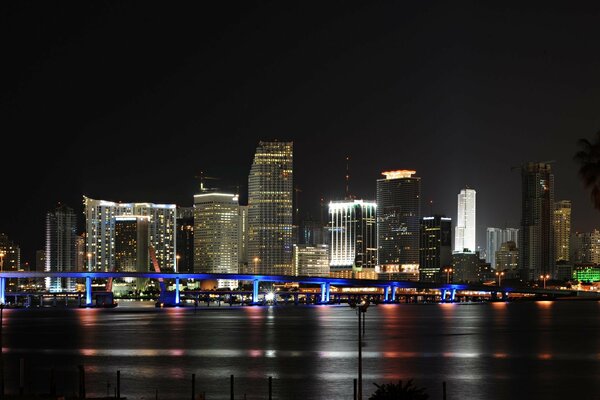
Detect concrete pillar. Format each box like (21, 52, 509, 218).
(384, 286, 390, 302)
(441, 289, 447, 302)
(391, 286, 396, 302)
(85, 276, 92, 307)
(320, 283, 326, 303)
(325, 282, 331, 303)
(450, 289, 456, 302)
(175, 277, 180, 305)
(252, 280, 259, 304)
(0, 277, 5, 304)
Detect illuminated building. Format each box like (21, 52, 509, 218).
(486, 227, 519, 267)
(238, 205, 248, 273)
(376, 170, 420, 280)
(194, 193, 239, 288)
(455, 188, 476, 252)
(329, 200, 377, 278)
(554, 200, 571, 261)
(84, 196, 176, 272)
(519, 163, 555, 278)
(573, 265, 600, 282)
(293, 244, 329, 277)
(300, 218, 326, 246)
(45, 204, 77, 292)
(571, 230, 600, 264)
(452, 251, 479, 282)
(0, 233, 21, 272)
(247, 141, 294, 275)
(495, 241, 519, 271)
(176, 207, 194, 274)
(75, 234, 85, 271)
(114, 217, 150, 273)
(419, 216, 452, 282)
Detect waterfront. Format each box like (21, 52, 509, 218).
(1, 301, 600, 399)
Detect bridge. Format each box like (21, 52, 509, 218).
(0, 271, 596, 307)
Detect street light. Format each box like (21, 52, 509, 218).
(176, 255, 181, 272)
(253, 257, 260, 274)
(350, 297, 370, 400)
(540, 274, 550, 289)
(443, 268, 453, 284)
(86, 252, 92, 271)
(496, 271, 505, 286)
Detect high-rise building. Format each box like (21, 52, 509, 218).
(45, 204, 77, 292)
(376, 170, 421, 279)
(247, 141, 294, 275)
(293, 244, 329, 277)
(35, 250, 46, 272)
(554, 200, 571, 262)
(194, 193, 239, 288)
(176, 207, 194, 274)
(114, 216, 150, 273)
(571, 230, 600, 264)
(486, 227, 519, 267)
(329, 200, 377, 278)
(519, 163, 555, 278)
(496, 241, 519, 271)
(452, 251, 480, 282)
(84, 197, 176, 272)
(455, 188, 476, 253)
(238, 205, 249, 273)
(419, 216, 452, 282)
(75, 234, 86, 271)
(0, 233, 21, 272)
(300, 218, 326, 246)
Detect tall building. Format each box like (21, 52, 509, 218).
(419, 216, 452, 282)
(114, 216, 150, 273)
(84, 197, 176, 272)
(293, 244, 329, 277)
(452, 251, 480, 282)
(0, 233, 21, 272)
(329, 200, 377, 277)
(194, 193, 239, 288)
(496, 241, 519, 271)
(35, 250, 46, 272)
(455, 188, 476, 252)
(300, 217, 326, 246)
(519, 163, 555, 278)
(247, 141, 294, 275)
(176, 207, 194, 274)
(238, 205, 248, 273)
(554, 200, 571, 262)
(376, 170, 421, 278)
(486, 227, 519, 267)
(571, 230, 600, 264)
(45, 204, 77, 292)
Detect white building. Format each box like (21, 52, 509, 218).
(194, 193, 239, 288)
(293, 244, 329, 277)
(486, 227, 519, 267)
(84, 196, 176, 272)
(454, 188, 476, 253)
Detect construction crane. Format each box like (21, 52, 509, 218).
(510, 160, 556, 172)
(195, 171, 219, 192)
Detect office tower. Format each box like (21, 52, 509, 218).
(45, 204, 77, 292)
(176, 207, 194, 274)
(376, 170, 421, 279)
(455, 188, 476, 252)
(496, 241, 519, 271)
(293, 244, 330, 277)
(84, 197, 176, 272)
(554, 200, 571, 261)
(519, 162, 555, 278)
(300, 218, 325, 246)
(419, 216, 452, 282)
(35, 250, 45, 272)
(75, 234, 85, 271)
(452, 252, 480, 282)
(194, 193, 239, 288)
(114, 216, 150, 273)
(247, 141, 294, 275)
(486, 227, 520, 267)
(238, 205, 248, 273)
(571, 230, 600, 264)
(329, 200, 377, 278)
(0, 233, 21, 272)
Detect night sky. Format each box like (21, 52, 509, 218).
(2, 2, 600, 263)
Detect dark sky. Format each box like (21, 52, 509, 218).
(2, 2, 600, 263)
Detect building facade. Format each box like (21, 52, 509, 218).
(571, 230, 600, 264)
(455, 188, 476, 253)
(419, 216, 452, 282)
(495, 241, 519, 271)
(176, 207, 194, 274)
(519, 163, 555, 278)
(247, 141, 294, 275)
(84, 197, 176, 272)
(45, 204, 78, 292)
(376, 170, 421, 278)
(293, 244, 329, 277)
(554, 200, 571, 262)
(114, 216, 150, 273)
(194, 193, 239, 288)
(486, 227, 519, 267)
(0, 233, 21, 272)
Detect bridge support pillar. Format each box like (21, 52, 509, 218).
(491, 291, 498, 301)
(85, 276, 92, 307)
(0, 277, 5, 305)
(504, 292, 509, 301)
(252, 280, 259, 304)
(441, 289, 447, 302)
(384, 286, 390, 302)
(391, 286, 396, 302)
(325, 282, 330, 303)
(175, 277, 180, 306)
(450, 289, 456, 302)
(320, 283, 326, 303)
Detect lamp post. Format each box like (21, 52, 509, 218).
(496, 271, 505, 286)
(540, 274, 550, 289)
(176, 255, 181, 272)
(350, 297, 370, 400)
(253, 257, 260, 274)
(86, 252, 92, 271)
(443, 268, 453, 284)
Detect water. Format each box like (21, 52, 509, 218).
(2, 300, 600, 399)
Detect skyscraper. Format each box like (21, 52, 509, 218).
(194, 193, 239, 288)
(45, 204, 77, 292)
(554, 200, 571, 262)
(114, 216, 150, 273)
(84, 197, 176, 272)
(486, 227, 519, 267)
(247, 141, 293, 276)
(571, 230, 600, 264)
(329, 200, 377, 277)
(238, 205, 248, 273)
(419, 216, 452, 282)
(455, 188, 476, 253)
(0, 233, 21, 272)
(293, 244, 329, 277)
(176, 207, 194, 274)
(376, 170, 421, 278)
(496, 241, 519, 271)
(520, 162, 555, 278)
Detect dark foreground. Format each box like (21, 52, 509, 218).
(1, 300, 599, 399)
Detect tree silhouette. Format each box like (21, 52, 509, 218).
(575, 130, 600, 211)
(369, 380, 429, 400)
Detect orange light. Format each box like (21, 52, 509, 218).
(381, 170, 416, 179)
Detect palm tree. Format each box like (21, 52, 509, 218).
(369, 380, 429, 400)
(575, 130, 600, 210)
